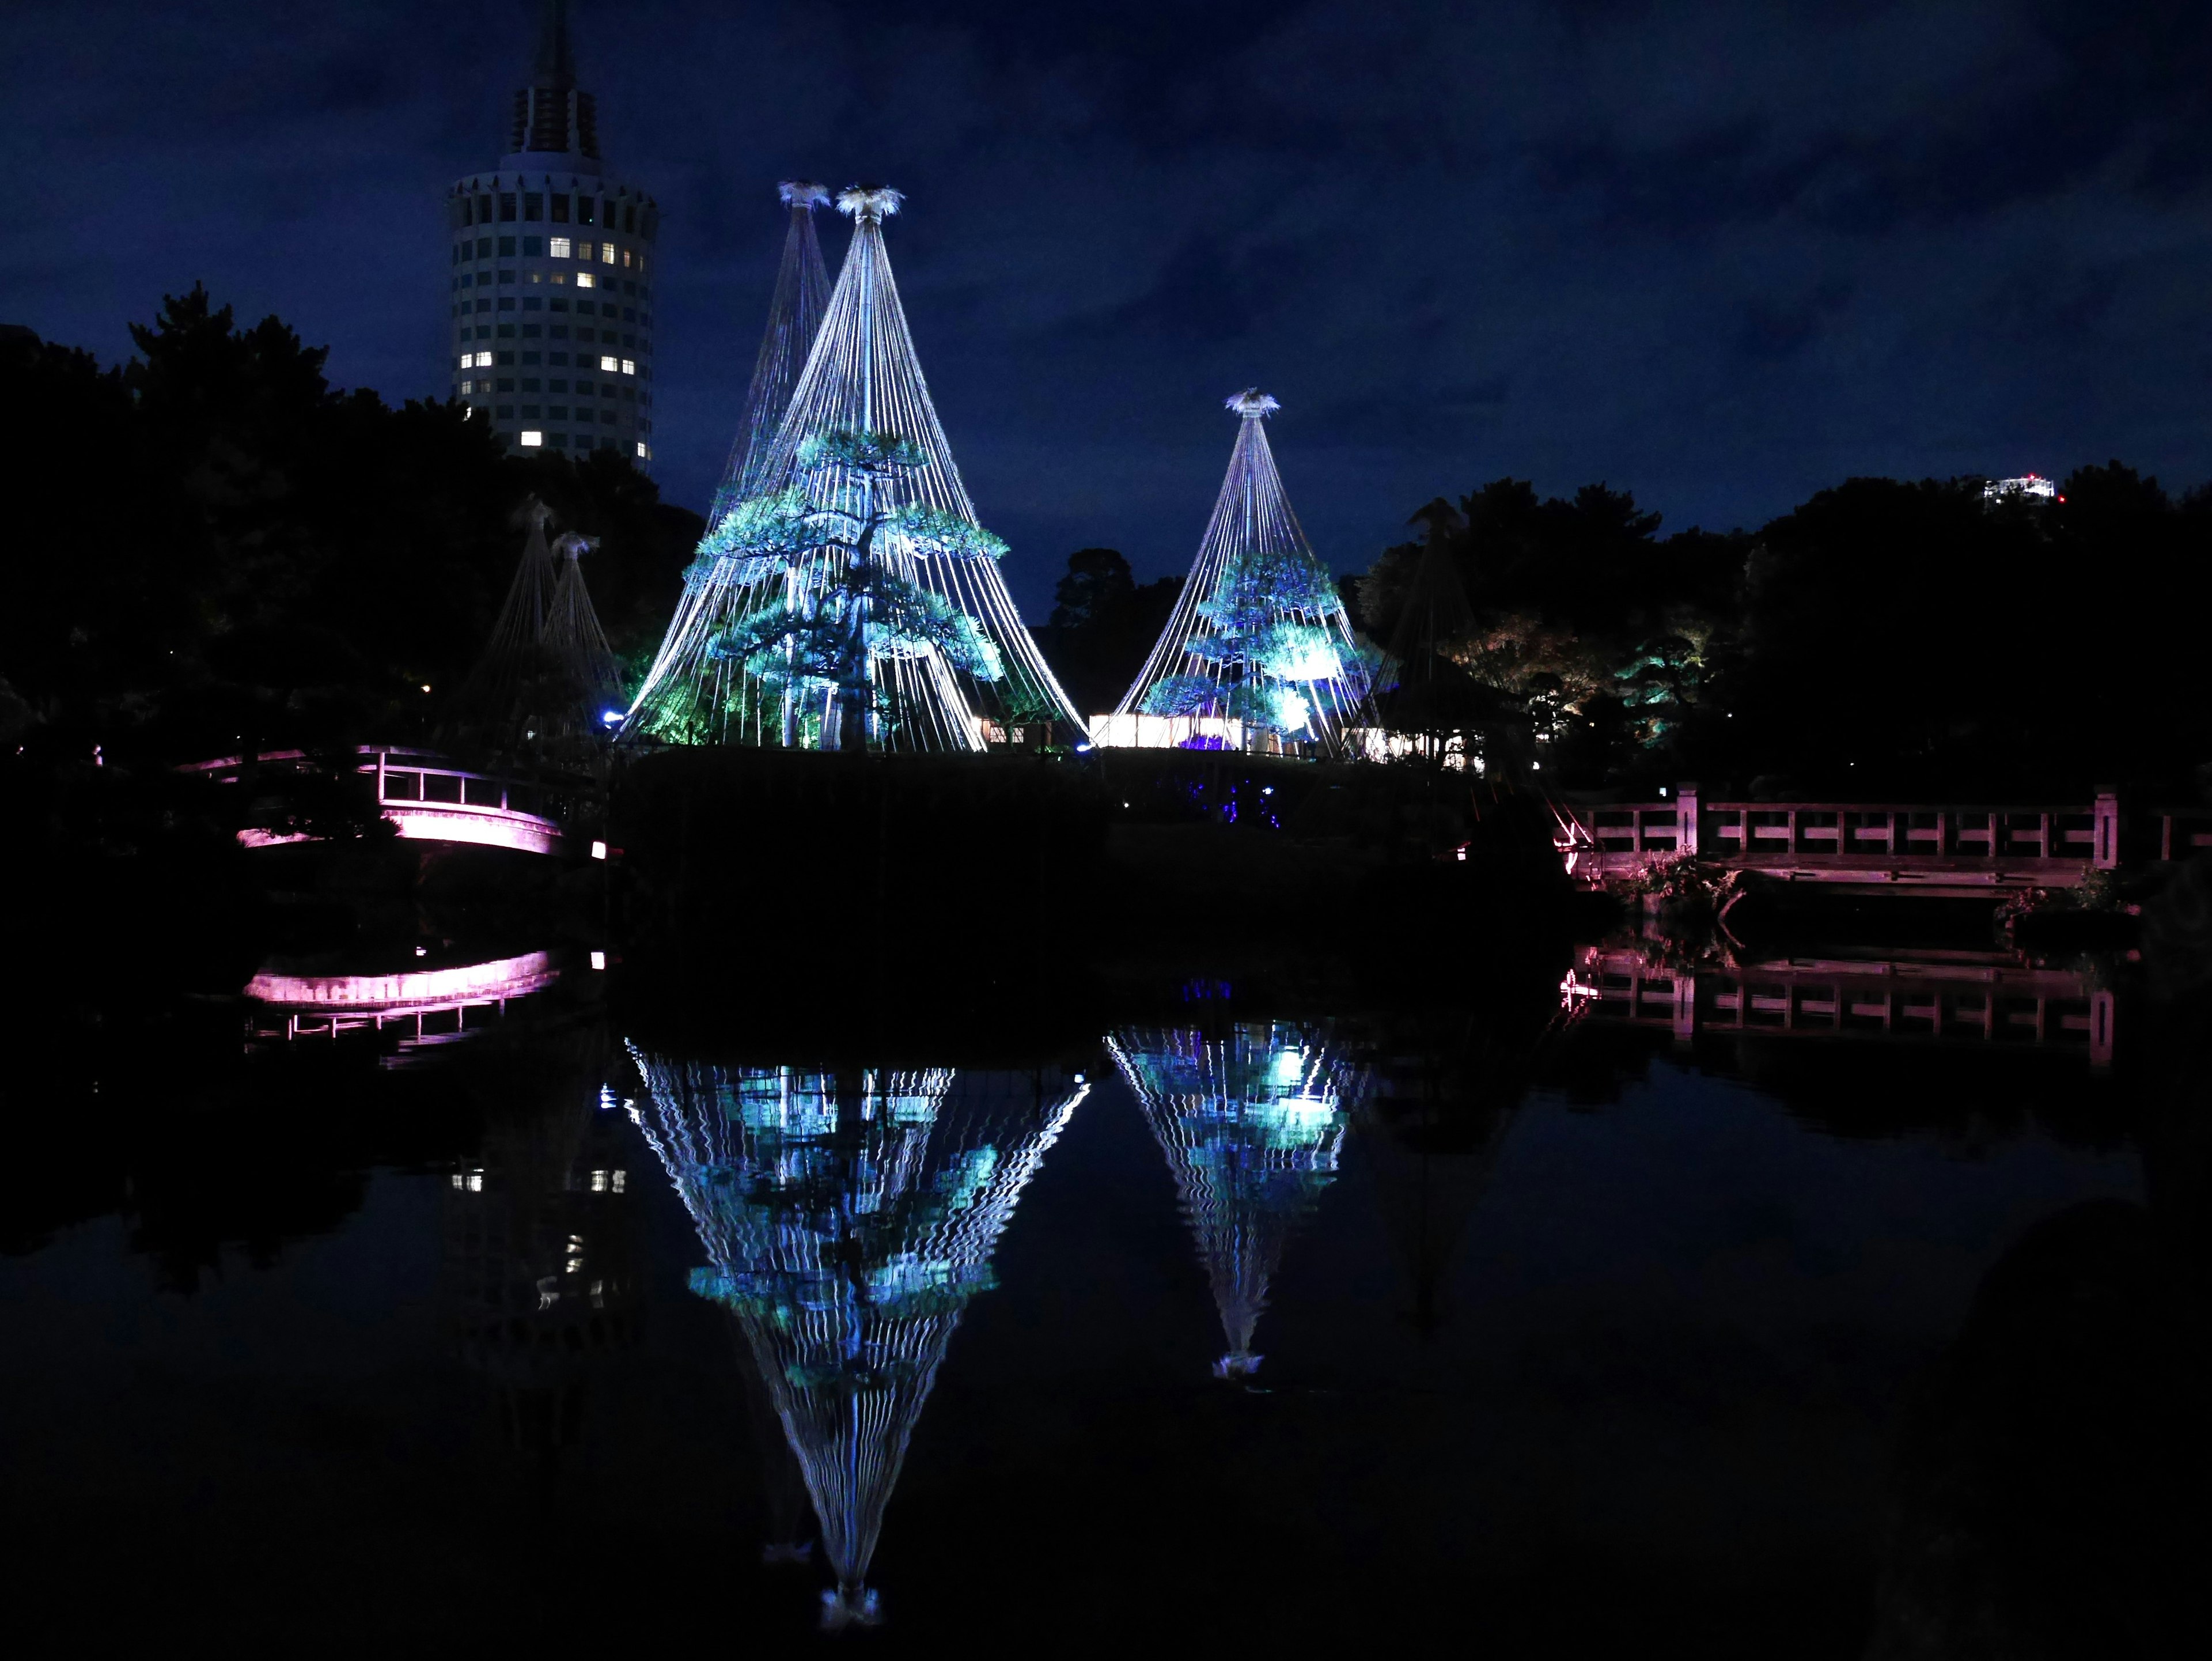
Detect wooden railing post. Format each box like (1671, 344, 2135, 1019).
(1677, 784, 1699, 857)
(2093, 792, 2119, 869)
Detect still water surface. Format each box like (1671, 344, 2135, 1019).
(0, 950, 2165, 1654)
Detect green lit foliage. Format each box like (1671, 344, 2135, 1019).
(1140, 540, 1374, 733)
(668, 426, 1009, 748)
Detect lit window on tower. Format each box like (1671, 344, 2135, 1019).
(520, 430, 543, 447)
(577, 273, 595, 289)
(549, 236, 571, 259)
(620, 358, 635, 375)
(601, 243, 617, 265)
(600, 354, 619, 371)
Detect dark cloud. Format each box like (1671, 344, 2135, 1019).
(4, 0, 2211, 613)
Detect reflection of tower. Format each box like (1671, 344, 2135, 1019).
(443, 1076, 640, 1459)
(1108, 1024, 1363, 1378)
(629, 1054, 1085, 1625)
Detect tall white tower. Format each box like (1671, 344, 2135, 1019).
(445, 1, 660, 468)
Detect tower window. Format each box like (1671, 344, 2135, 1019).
(551, 194, 570, 224)
(476, 237, 491, 258)
(549, 236, 571, 259)
(524, 192, 542, 221)
(551, 433, 569, 447)
(499, 192, 517, 221)
(473, 351, 493, 368)
(476, 194, 492, 222)
(456, 197, 471, 228)
(521, 235, 542, 256)
(577, 198, 594, 226)
(548, 404, 568, 418)
(497, 298, 515, 312)
(601, 244, 616, 265)
(577, 273, 595, 289)
(520, 430, 543, 446)
(496, 378, 514, 393)
(522, 297, 542, 312)
(620, 358, 636, 376)
(576, 240, 594, 261)
(497, 236, 515, 258)
(548, 379, 568, 394)
(550, 299, 569, 314)
(600, 355, 619, 372)
(474, 299, 490, 313)
(623, 203, 636, 232)
(550, 350, 569, 365)
(520, 404, 540, 418)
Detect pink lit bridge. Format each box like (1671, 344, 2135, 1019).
(185, 747, 591, 860)
(1551, 788, 2210, 896)
(244, 949, 574, 1062)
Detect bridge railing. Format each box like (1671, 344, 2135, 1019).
(1555, 789, 2137, 883)
(185, 746, 579, 857)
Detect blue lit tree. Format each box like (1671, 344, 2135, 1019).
(1113, 392, 1377, 754)
(627, 1051, 1088, 1626)
(626, 187, 1080, 749)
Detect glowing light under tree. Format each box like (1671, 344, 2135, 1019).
(1107, 392, 1378, 756)
(627, 1051, 1087, 1626)
(1107, 1024, 1363, 1378)
(625, 186, 1080, 750)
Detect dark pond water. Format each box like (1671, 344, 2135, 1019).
(3, 940, 2201, 1656)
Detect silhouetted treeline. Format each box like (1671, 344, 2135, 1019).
(1351, 470, 2212, 797)
(0, 287, 701, 765)
(1031, 547, 1182, 716)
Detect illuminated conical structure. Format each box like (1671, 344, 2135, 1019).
(541, 531, 625, 730)
(713, 180, 834, 521)
(1108, 1023, 1362, 1377)
(1107, 392, 1376, 756)
(628, 1051, 1087, 1624)
(624, 186, 1080, 750)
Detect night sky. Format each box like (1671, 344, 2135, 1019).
(6, 1, 2210, 613)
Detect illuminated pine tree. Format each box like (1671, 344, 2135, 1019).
(626, 186, 1079, 749)
(628, 1051, 1087, 1626)
(712, 180, 832, 521)
(1107, 1023, 1363, 1378)
(1113, 392, 1377, 754)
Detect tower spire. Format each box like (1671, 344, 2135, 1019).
(532, 0, 577, 87)
(509, 0, 599, 161)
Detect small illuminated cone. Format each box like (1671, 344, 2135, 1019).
(1112, 392, 1376, 755)
(1108, 1023, 1363, 1379)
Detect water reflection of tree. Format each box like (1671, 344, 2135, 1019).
(1108, 1023, 1365, 1378)
(627, 1054, 1084, 1626)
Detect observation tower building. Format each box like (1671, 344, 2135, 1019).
(445, 1, 661, 467)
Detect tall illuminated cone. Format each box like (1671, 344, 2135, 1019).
(711, 180, 834, 521)
(1108, 1023, 1363, 1378)
(1111, 392, 1376, 755)
(628, 1051, 1087, 1626)
(626, 185, 1080, 750)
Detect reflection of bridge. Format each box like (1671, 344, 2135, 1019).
(185, 747, 582, 858)
(1552, 789, 2148, 895)
(1561, 945, 2115, 1066)
(244, 949, 566, 1060)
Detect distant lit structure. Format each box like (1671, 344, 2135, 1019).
(1099, 392, 1376, 757)
(446, 1, 660, 466)
(1107, 1024, 1363, 1378)
(1983, 473, 2058, 502)
(628, 1053, 1087, 1626)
